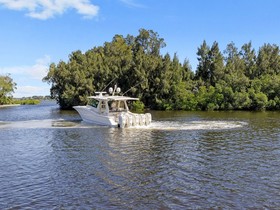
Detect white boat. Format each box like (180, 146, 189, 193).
(73, 88, 152, 128)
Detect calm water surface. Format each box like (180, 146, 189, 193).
(0, 101, 280, 209)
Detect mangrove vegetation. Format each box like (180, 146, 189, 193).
(43, 29, 280, 111)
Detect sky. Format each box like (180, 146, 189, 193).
(1, 0, 280, 97)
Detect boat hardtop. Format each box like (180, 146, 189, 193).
(89, 92, 139, 101)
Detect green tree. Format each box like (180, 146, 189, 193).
(196, 40, 211, 83)
(208, 41, 224, 86)
(257, 43, 280, 76)
(182, 59, 194, 81)
(223, 43, 249, 92)
(248, 87, 268, 110)
(103, 34, 134, 92)
(233, 91, 251, 110)
(134, 28, 166, 56)
(240, 42, 257, 79)
(44, 29, 167, 109)
(43, 29, 280, 111)
(0, 74, 17, 105)
(196, 85, 220, 110)
(260, 74, 280, 101)
(169, 81, 197, 111)
(196, 41, 224, 86)
(126, 29, 166, 107)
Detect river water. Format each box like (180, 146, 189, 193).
(0, 101, 279, 209)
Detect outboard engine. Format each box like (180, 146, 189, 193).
(134, 114, 140, 126)
(139, 114, 145, 126)
(118, 113, 127, 128)
(119, 112, 152, 128)
(145, 113, 152, 125)
(127, 114, 133, 127)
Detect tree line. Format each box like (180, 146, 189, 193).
(43, 29, 280, 111)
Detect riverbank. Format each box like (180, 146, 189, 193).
(0, 104, 20, 108)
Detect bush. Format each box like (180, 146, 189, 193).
(131, 100, 145, 112)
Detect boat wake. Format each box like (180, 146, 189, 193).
(0, 119, 246, 130)
(140, 120, 246, 130)
(0, 119, 94, 129)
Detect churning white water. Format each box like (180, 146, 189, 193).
(0, 119, 246, 130)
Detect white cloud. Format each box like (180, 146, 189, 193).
(0, 55, 51, 80)
(0, 0, 99, 20)
(120, 0, 145, 8)
(0, 55, 51, 97)
(14, 85, 50, 98)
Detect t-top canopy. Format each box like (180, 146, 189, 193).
(88, 95, 139, 101)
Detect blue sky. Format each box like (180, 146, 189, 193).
(1, 0, 280, 97)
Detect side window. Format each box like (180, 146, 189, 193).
(109, 101, 117, 111)
(119, 101, 125, 110)
(89, 99, 98, 108)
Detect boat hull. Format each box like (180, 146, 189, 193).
(73, 106, 118, 127)
(73, 106, 152, 128)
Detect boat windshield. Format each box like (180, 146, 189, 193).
(88, 98, 99, 108)
(109, 100, 126, 111)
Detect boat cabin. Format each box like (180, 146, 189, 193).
(87, 92, 138, 115)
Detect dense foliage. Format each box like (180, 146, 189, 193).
(0, 74, 16, 105)
(44, 29, 280, 111)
